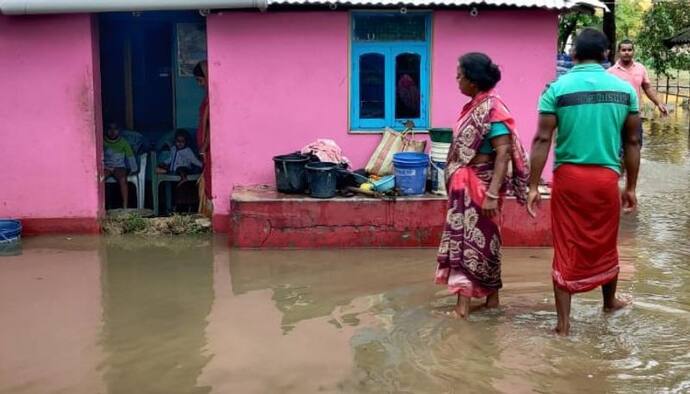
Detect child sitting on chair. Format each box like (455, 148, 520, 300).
(156, 129, 203, 185)
(104, 123, 138, 209)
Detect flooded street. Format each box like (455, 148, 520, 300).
(1, 119, 688, 394)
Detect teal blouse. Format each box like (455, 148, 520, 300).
(478, 122, 510, 154)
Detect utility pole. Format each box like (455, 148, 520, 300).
(603, 0, 616, 63)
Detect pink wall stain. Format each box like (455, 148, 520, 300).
(0, 14, 101, 219)
(207, 10, 557, 218)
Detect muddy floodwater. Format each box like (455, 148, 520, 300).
(1, 119, 688, 394)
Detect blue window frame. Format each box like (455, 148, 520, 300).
(350, 12, 431, 132)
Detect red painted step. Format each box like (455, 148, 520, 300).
(229, 186, 552, 249)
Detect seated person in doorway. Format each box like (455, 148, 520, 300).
(104, 123, 138, 209)
(156, 129, 203, 186)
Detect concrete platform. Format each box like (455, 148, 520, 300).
(229, 186, 552, 248)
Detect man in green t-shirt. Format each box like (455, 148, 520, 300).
(527, 29, 641, 336)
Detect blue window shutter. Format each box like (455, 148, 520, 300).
(351, 45, 388, 130)
(385, 48, 395, 128)
(391, 45, 428, 130)
(351, 12, 431, 132)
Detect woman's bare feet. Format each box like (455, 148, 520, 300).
(454, 295, 471, 319)
(432, 295, 488, 320)
(485, 291, 500, 309)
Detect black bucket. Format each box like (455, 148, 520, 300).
(305, 162, 338, 199)
(335, 167, 368, 190)
(273, 153, 311, 194)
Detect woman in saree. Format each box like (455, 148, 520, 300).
(193, 61, 213, 217)
(435, 53, 529, 319)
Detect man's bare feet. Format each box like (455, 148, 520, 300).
(553, 284, 572, 337)
(554, 322, 570, 336)
(604, 297, 631, 313)
(602, 277, 629, 313)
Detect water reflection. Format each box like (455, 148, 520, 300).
(198, 245, 355, 393)
(642, 118, 689, 165)
(0, 237, 105, 394)
(100, 236, 213, 394)
(227, 249, 428, 332)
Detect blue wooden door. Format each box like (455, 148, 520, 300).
(131, 22, 174, 131)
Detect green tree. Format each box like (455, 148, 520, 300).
(616, 0, 645, 40)
(558, 11, 602, 53)
(638, 0, 690, 76)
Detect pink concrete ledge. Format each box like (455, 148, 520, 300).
(229, 186, 552, 249)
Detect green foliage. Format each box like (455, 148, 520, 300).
(120, 214, 147, 234)
(166, 214, 209, 235)
(102, 213, 211, 235)
(638, 1, 690, 75)
(558, 11, 602, 53)
(616, 0, 645, 40)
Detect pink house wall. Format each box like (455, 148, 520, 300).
(207, 10, 557, 228)
(0, 15, 102, 231)
(432, 10, 557, 133)
(206, 11, 356, 228)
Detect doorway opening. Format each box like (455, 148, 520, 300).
(99, 11, 208, 216)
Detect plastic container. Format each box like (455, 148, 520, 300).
(429, 128, 453, 143)
(305, 162, 338, 199)
(430, 141, 451, 162)
(334, 167, 350, 190)
(335, 168, 368, 189)
(429, 160, 447, 196)
(0, 219, 21, 244)
(393, 152, 429, 196)
(273, 153, 311, 194)
(371, 175, 395, 193)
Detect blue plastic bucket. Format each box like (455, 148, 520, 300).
(393, 152, 429, 196)
(0, 219, 21, 244)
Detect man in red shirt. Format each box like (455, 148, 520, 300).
(608, 39, 668, 144)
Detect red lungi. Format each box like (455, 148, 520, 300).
(551, 164, 621, 293)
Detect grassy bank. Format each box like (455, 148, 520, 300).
(102, 212, 211, 235)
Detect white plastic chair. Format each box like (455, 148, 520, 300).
(150, 151, 200, 215)
(105, 153, 147, 209)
